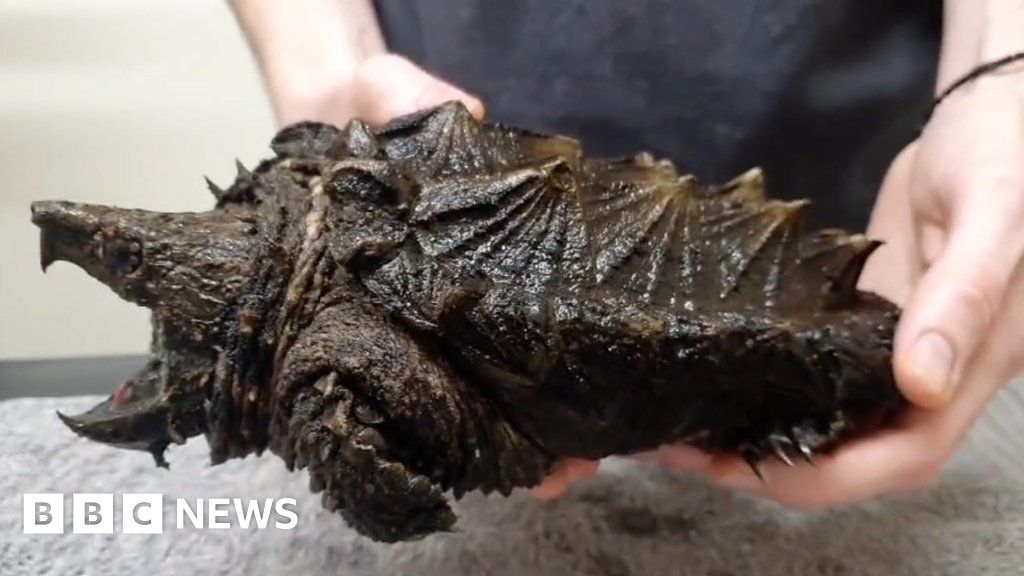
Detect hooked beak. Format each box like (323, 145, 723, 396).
(31, 200, 148, 303)
(57, 361, 175, 468)
(33, 201, 104, 270)
(33, 199, 247, 464)
(31, 199, 260, 324)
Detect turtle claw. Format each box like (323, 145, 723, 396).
(740, 447, 766, 481)
(768, 436, 794, 467)
(793, 438, 815, 465)
(736, 423, 828, 477)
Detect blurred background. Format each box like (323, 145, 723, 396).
(0, 0, 275, 361)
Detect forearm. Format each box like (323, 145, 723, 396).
(228, 0, 386, 124)
(939, 0, 1024, 91)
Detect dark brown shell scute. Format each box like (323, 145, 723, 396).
(34, 101, 903, 542)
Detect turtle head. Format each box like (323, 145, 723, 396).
(31, 200, 261, 465)
(31, 201, 260, 336)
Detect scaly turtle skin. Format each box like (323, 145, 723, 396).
(32, 102, 904, 542)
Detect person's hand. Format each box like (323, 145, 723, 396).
(654, 72, 1024, 505)
(276, 53, 484, 127)
(533, 73, 1024, 504)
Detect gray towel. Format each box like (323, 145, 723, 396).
(3, 387, 1024, 576)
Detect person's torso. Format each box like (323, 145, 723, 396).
(373, 0, 942, 227)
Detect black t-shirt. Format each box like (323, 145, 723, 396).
(373, 0, 942, 227)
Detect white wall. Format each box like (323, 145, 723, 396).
(0, 0, 276, 359)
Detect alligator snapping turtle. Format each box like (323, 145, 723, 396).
(31, 102, 903, 541)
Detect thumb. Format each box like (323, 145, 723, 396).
(895, 195, 1024, 408)
(351, 54, 485, 125)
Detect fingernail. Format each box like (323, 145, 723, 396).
(908, 331, 954, 400)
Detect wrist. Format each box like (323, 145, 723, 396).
(268, 58, 362, 126)
(975, 64, 1024, 103)
(982, 0, 1024, 61)
(982, 2, 1024, 96)
(230, 0, 385, 126)
(939, 0, 1024, 94)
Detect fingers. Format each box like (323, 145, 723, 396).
(532, 444, 710, 501)
(530, 458, 600, 501)
(895, 180, 1024, 408)
(534, 444, 711, 499)
(351, 54, 485, 126)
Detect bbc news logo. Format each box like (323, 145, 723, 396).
(23, 493, 299, 534)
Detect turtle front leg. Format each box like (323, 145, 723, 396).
(269, 273, 551, 541)
(279, 371, 454, 541)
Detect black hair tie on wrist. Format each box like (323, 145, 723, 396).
(924, 51, 1024, 125)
